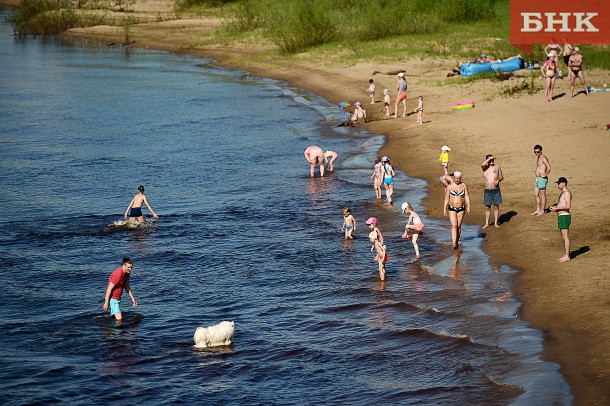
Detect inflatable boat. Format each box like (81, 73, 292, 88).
(460, 57, 523, 77)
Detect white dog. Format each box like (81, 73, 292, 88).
(193, 321, 235, 348)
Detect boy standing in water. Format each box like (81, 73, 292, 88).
(103, 257, 137, 323)
(124, 185, 159, 224)
(341, 207, 356, 239)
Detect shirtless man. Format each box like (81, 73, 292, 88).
(532, 145, 551, 216)
(549, 177, 572, 262)
(124, 185, 159, 224)
(304, 145, 325, 178)
(568, 47, 590, 97)
(481, 154, 504, 228)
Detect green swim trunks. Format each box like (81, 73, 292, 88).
(557, 214, 571, 230)
(535, 176, 548, 189)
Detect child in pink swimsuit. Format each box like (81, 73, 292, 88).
(401, 201, 425, 259)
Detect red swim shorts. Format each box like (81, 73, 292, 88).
(396, 92, 407, 101)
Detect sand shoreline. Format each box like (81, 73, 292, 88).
(5, 3, 607, 402)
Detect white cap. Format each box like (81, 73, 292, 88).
(574, 47, 580, 51)
(441, 145, 451, 151)
(397, 72, 405, 77)
(401, 202, 410, 212)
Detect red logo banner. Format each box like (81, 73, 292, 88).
(510, 0, 610, 53)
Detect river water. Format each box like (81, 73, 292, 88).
(0, 9, 571, 405)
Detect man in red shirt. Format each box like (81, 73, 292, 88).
(103, 257, 138, 322)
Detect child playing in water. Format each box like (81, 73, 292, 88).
(439, 145, 450, 169)
(365, 217, 384, 246)
(401, 201, 425, 259)
(369, 230, 387, 281)
(124, 185, 159, 224)
(370, 156, 382, 199)
(351, 102, 366, 123)
(368, 79, 376, 104)
(383, 89, 391, 117)
(341, 207, 356, 239)
(324, 150, 339, 171)
(416, 96, 424, 124)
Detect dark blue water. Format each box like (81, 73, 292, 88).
(0, 9, 571, 404)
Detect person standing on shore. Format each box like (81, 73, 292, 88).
(443, 171, 470, 249)
(532, 145, 552, 216)
(367, 79, 376, 104)
(383, 89, 391, 117)
(304, 145, 325, 177)
(394, 72, 407, 118)
(562, 43, 574, 70)
(549, 177, 572, 262)
(415, 96, 424, 124)
(103, 257, 137, 323)
(125, 185, 159, 224)
(541, 54, 559, 102)
(568, 47, 590, 97)
(481, 154, 504, 228)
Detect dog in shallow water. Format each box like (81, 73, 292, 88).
(193, 321, 234, 348)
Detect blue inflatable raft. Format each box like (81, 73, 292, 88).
(460, 57, 523, 77)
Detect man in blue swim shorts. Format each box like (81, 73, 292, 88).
(549, 177, 572, 263)
(481, 154, 504, 228)
(103, 257, 138, 323)
(532, 145, 552, 216)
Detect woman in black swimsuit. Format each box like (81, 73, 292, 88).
(443, 171, 471, 249)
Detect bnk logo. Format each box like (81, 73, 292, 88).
(510, 0, 610, 52)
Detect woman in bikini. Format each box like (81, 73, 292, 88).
(568, 47, 590, 97)
(544, 43, 562, 58)
(380, 156, 396, 204)
(370, 156, 382, 199)
(541, 53, 559, 102)
(443, 171, 471, 249)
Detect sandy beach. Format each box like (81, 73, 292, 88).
(7, 1, 608, 402)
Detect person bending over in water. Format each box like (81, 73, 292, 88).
(324, 150, 339, 172)
(125, 185, 159, 224)
(304, 145, 325, 177)
(401, 202, 425, 259)
(443, 171, 471, 249)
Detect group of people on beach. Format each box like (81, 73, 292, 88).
(541, 43, 589, 102)
(344, 74, 424, 124)
(307, 136, 573, 281)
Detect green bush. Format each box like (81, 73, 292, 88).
(267, 0, 338, 53)
(231, 0, 266, 31)
(11, 0, 106, 35)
